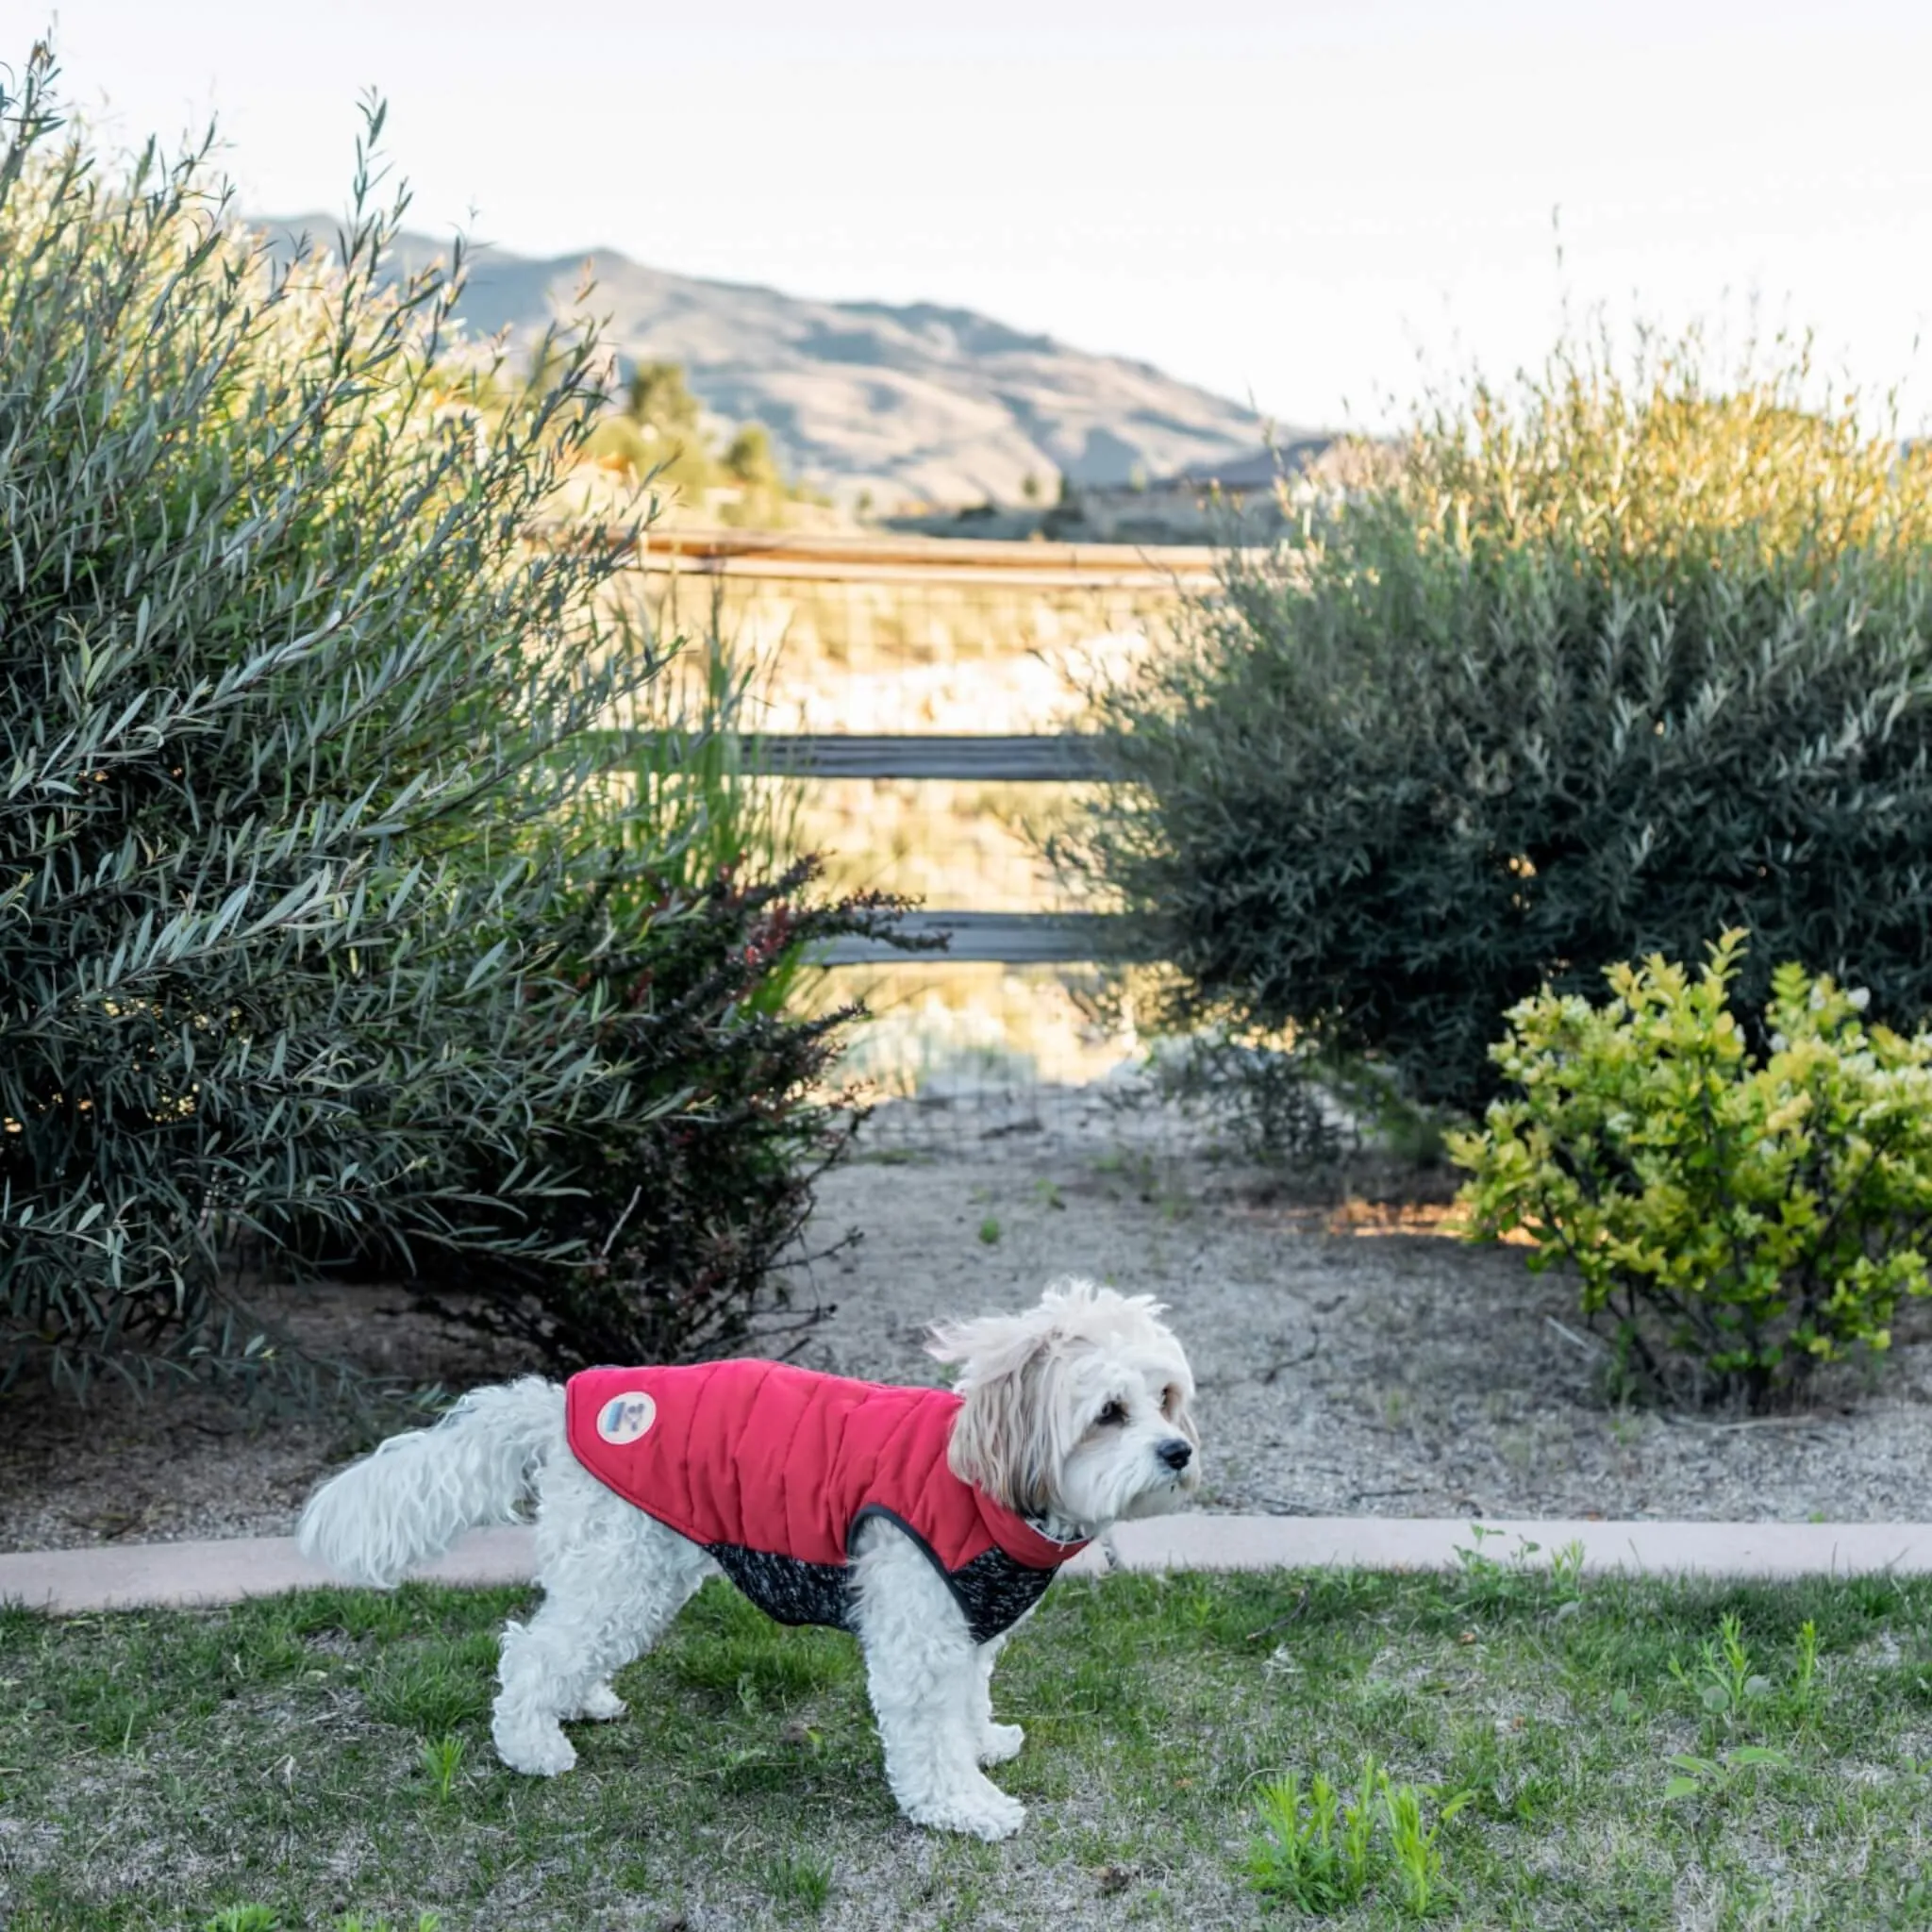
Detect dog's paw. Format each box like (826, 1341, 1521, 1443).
(573, 1683, 627, 1723)
(976, 1722, 1024, 1766)
(907, 1782, 1027, 1841)
(493, 1721, 577, 1777)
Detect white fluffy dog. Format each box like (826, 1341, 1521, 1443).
(297, 1278, 1200, 1840)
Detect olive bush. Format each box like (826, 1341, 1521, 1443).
(0, 53, 899, 1387)
(1058, 325, 1932, 1114)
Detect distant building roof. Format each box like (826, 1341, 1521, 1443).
(1158, 438, 1338, 491)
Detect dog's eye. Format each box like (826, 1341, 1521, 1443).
(1096, 1399, 1126, 1426)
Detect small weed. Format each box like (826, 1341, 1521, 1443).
(1542, 1539, 1586, 1597)
(204, 1911, 279, 1932)
(763, 1850, 833, 1915)
(1032, 1176, 1065, 1210)
(1452, 1524, 1586, 1614)
(1670, 1612, 1774, 1731)
(1661, 1744, 1790, 1807)
(334, 1916, 444, 1932)
(1657, 1610, 1824, 1810)
(978, 1216, 1002, 1245)
(1382, 1775, 1469, 1917)
(420, 1733, 465, 1801)
(1243, 1762, 1376, 1912)
(1453, 1523, 1507, 1570)
(1244, 1757, 1464, 1919)
(1667, 1610, 1823, 1752)
(1793, 1617, 1820, 1710)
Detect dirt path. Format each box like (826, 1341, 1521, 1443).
(7, 1117, 1932, 1555)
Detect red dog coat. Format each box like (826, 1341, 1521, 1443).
(565, 1359, 1088, 1644)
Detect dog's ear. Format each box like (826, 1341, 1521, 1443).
(927, 1313, 1061, 1515)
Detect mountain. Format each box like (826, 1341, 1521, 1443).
(266, 217, 1287, 509)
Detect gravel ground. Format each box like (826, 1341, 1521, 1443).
(8, 1095, 1932, 1555)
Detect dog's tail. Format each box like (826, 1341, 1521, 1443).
(296, 1376, 564, 1589)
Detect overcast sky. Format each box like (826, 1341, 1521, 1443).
(28, 1, 1932, 432)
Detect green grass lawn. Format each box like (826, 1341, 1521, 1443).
(8, 1551, 1932, 1929)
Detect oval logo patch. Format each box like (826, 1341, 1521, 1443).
(595, 1391, 658, 1445)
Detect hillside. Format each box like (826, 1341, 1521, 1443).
(265, 216, 1286, 509)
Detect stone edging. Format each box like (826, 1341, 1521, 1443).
(8, 1517, 1932, 1614)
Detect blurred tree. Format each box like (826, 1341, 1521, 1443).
(626, 359, 704, 441)
(724, 422, 782, 490)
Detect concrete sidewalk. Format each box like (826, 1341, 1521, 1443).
(8, 1516, 1932, 1613)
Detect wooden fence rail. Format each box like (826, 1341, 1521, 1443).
(554, 522, 1241, 587)
(630, 733, 1135, 962)
(820, 909, 1143, 967)
(653, 732, 1111, 782)
(597, 529, 1201, 968)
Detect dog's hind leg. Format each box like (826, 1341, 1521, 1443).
(492, 1462, 711, 1777)
(849, 1518, 1026, 1841)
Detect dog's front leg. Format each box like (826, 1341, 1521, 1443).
(970, 1634, 1024, 1766)
(849, 1522, 1025, 1840)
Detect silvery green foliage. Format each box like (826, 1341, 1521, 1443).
(0, 54, 890, 1386)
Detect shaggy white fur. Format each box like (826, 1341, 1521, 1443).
(296, 1276, 1201, 1840)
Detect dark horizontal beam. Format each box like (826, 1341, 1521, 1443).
(610, 732, 1115, 781)
(816, 910, 1149, 966)
(747, 734, 1111, 781)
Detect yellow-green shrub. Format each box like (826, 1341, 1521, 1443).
(1448, 932, 1932, 1407)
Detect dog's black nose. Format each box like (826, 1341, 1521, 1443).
(1157, 1438, 1192, 1473)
